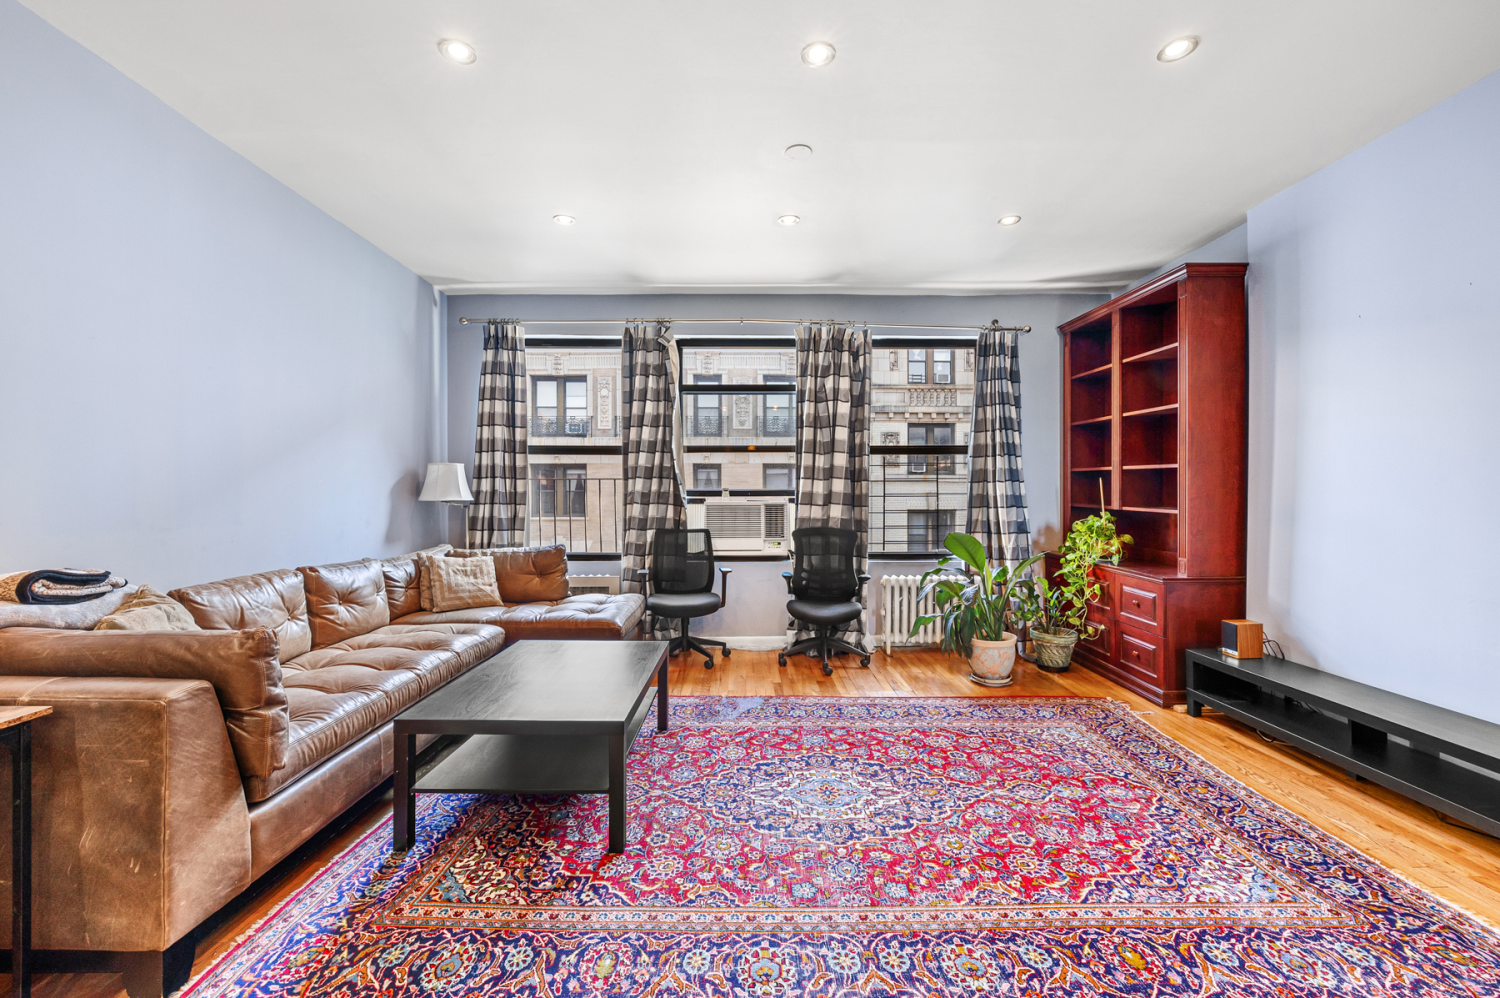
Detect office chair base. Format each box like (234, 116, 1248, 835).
(780, 631, 870, 675)
(664, 618, 728, 670)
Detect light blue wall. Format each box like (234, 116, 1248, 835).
(1245, 70, 1500, 721)
(0, 0, 445, 591)
(445, 292, 1105, 637)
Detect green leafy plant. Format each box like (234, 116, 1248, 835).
(909, 532, 1044, 659)
(1013, 510, 1127, 639)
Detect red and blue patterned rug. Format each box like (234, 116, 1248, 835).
(186, 697, 1500, 996)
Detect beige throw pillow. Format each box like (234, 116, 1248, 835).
(94, 584, 203, 631)
(426, 555, 503, 611)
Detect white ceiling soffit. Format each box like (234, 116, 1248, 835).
(23, 1, 1500, 294)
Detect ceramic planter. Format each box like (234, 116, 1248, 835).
(1032, 627, 1079, 673)
(968, 633, 1018, 687)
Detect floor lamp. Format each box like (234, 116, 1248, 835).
(418, 462, 473, 544)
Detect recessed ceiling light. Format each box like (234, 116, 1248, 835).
(777, 214, 801, 226)
(553, 214, 576, 226)
(437, 39, 477, 65)
(1156, 35, 1199, 62)
(784, 144, 813, 161)
(998, 215, 1022, 226)
(800, 41, 836, 67)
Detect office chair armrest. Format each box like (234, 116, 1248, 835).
(781, 571, 794, 594)
(635, 568, 651, 597)
(718, 567, 732, 607)
(856, 573, 871, 605)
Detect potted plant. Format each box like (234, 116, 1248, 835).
(1015, 509, 1130, 672)
(909, 532, 1044, 687)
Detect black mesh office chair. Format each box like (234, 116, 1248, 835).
(779, 526, 872, 676)
(637, 528, 732, 669)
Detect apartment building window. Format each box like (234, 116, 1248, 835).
(906, 349, 952, 385)
(908, 424, 955, 474)
(534, 376, 588, 436)
(534, 465, 587, 517)
(691, 375, 722, 436)
(694, 464, 722, 490)
(907, 510, 955, 552)
(908, 349, 928, 384)
(761, 375, 795, 437)
(763, 464, 794, 491)
(932, 349, 953, 384)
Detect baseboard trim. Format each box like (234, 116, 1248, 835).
(716, 635, 791, 651)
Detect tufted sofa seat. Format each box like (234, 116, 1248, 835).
(0, 541, 644, 997)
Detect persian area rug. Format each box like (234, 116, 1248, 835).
(186, 697, 1500, 997)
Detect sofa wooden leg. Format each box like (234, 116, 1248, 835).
(120, 937, 195, 998)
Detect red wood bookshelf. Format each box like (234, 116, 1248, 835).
(1052, 263, 1248, 706)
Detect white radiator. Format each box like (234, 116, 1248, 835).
(880, 574, 963, 653)
(567, 574, 620, 596)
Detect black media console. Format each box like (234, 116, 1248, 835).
(1186, 648, 1500, 837)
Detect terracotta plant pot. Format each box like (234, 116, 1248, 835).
(1032, 627, 1079, 673)
(969, 633, 1018, 687)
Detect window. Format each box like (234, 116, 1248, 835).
(907, 510, 955, 552)
(933, 349, 953, 384)
(534, 376, 589, 436)
(692, 375, 722, 437)
(524, 345, 623, 553)
(908, 349, 927, 384)
(679, 345, 797, 494)
(694, 464, 722, 490)
(908, 424, 955, 474)
(761, 375, 795, 437)
(763, 464, 794, 491)
(534, 465, 587, 517)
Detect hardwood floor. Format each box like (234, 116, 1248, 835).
(24, 647, 1500, 997)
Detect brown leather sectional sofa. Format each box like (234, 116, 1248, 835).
(0, 544, 642, 997)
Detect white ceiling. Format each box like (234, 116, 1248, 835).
(23, 1, 1500, 294)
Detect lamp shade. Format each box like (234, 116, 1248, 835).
(417, 463, 474, 504)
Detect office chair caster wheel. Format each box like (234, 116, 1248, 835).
(704, 658, 714, 669)
(822, 663, 833, 676)
(722, 647, 731, 658)
(778, 653, 787, 667)
(860, 656, 871, 668)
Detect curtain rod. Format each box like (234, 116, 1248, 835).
(457, 316, 1030, 333)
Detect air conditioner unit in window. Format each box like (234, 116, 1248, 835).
(686, 498, 792, 554)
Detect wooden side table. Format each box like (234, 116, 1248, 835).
(0, 706, 49, 998)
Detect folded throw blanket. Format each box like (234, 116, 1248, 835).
(0, 569, 128, 605)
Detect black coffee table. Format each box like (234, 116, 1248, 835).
(392, 638, 670, 854)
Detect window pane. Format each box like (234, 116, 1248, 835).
(870, 453, 970, 553)
(763, 465, 793, 491)
(680, 347, 797, 459)
(527, 454, 624, 552)
(934, 350, 952, 384)
(694, 464, 722, 490)
(526, 347, 621, 441)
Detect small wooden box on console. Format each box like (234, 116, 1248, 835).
(1187, 648, 1500, 838)
(1051, 262, 1249, 706)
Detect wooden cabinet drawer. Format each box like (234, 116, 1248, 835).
(1116, 623, 1163, 684)
(1117, 580, 1163, 631)
(1077, 609, 1114, 662)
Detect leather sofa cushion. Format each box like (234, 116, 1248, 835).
(395, 592, 644, 642)
(245, 622, 504, 801)
(300, 559, 390, 649)
(381, 545, 452, 619)
(450, 545, 569, 603)
(171, 569, 312, 660)
(0, 626, 289, 779)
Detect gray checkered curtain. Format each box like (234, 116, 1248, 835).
(967, 326, 1032, 566)
(468, 321, 528, 547)
(621, 322, 685, 593)
(792, 323, 871, 647)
